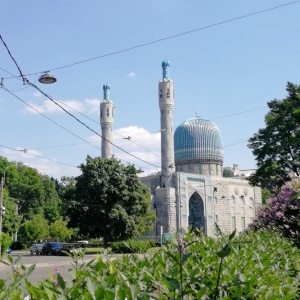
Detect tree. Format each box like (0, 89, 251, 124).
(0, 233, 11, 256)
(55, 176, 76, 217)
(2, 193, 21, 239)
(248, 82, 300, 189)
(71, 156, 155, 247)
(261, 187, 272, 204)
(40, 175, 62, 223)
(223, 168, 234, 178)
(22, 214, 49, 242)
(49, 219, 73, 241)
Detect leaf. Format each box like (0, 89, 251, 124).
(181, 252, 192, 263)
(229, 229, 236, 241)
(27, 264, 36, 276)
(215, 222, 223, 237)
(57, 273, 66, 290)
(292, 107, 300, 114)
(164, 276, 180, 290)
(217, 245, 231, 258)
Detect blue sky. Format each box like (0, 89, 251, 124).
(0, 0, 299, 179)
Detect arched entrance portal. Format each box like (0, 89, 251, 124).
(188, 192, 205, 232)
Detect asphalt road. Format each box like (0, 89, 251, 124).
(0, 252, 98, 285)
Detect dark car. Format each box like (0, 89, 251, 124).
(41, 242, 62, 255)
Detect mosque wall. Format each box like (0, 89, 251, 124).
(210, 177, 261, 234)
(177, 163, 223, 176)
(154, 187, 177, 235)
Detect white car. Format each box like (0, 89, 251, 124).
(30, 244, 43, 255)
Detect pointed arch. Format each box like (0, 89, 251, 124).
(188, 192, 205, 231)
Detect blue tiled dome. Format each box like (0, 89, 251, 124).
(174, 117, 223, 165)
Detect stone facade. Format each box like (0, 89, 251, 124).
(141, 172, 262, 238)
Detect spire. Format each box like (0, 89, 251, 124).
(103, 83, 110, 100)
(162, 59, 170, 80)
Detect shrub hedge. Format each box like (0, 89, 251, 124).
(1, 229, 299, 299)
(110, 239, 152, 253)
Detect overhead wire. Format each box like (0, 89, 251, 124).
(0, 51, 152, 169)
(1, 0, 299, 79)
(0, 30, 261, 200)
(0, 64, 164, 158)
(0, 144, 78, 169)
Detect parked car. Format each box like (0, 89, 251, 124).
(30, 244, 43, 255)
(41, 242, 63, 255)
(60, 244, 83, 256)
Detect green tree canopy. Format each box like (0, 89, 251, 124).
(22, 214, 49, 242)
(248, 82, 300, 189)
(49, 219, 73, 241)
(70, 156, 155, 247)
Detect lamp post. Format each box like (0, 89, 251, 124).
(0, 165, 13, 257)
(38, 71, 57, 84)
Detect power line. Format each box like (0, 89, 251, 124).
(0, 34, 256, 200)
(1, 0, 300, 79)
(210, 106, 267, 121)
(1, 86, 102, 152)
(0, 144, 78, 168)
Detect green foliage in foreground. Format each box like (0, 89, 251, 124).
(1, 229, 300, 299)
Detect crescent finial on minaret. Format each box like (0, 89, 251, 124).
(162, 59, 170, 80)
(103, 83, 110, 100)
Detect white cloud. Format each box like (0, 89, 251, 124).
(86, 125, 161, 173)
(0, 125, 162, 179)
(33, 91, 42, 98)
(84, 98, 100, 114)
(127, 72, 136, 78)
(23, 98, 101, 115)
(1, 147, 80, 179)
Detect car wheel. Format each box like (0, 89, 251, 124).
(36, 250, 40, 255)
(30, 251, 33, 255)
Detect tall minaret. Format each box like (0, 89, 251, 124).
(100, 83, 114, 158)
(159, 60, 175, 187)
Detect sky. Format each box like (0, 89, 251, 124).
(0, 0, 299, 180)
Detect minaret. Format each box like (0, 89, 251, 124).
(100, 83, 114, 158)
(159, 60, 175, 187)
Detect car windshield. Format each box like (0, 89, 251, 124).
(49, 242, 62, 248)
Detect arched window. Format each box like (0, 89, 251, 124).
(107, 108, 109, 116)
(188, 192, 205, 232)
(167, 88, 170, 98)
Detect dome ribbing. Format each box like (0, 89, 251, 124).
(174, 117, 223, 165)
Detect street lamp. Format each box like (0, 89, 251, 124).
(0, 165, 14, 257)
(38, 71, 57, 84)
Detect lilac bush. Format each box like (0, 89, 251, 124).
(250, 179, 300, 246)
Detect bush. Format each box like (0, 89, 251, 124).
(110, 239, 152, 253)
(10, 241, 24, 250)
(0, 233, 11, 255)
(250, 179, 300, 246)
(1, 229, 300, 299)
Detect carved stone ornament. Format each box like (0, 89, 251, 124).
(244, 188, 249, 196)
(234, 187, 239, 195)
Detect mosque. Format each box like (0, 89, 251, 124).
(100, 60, 262, 238)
